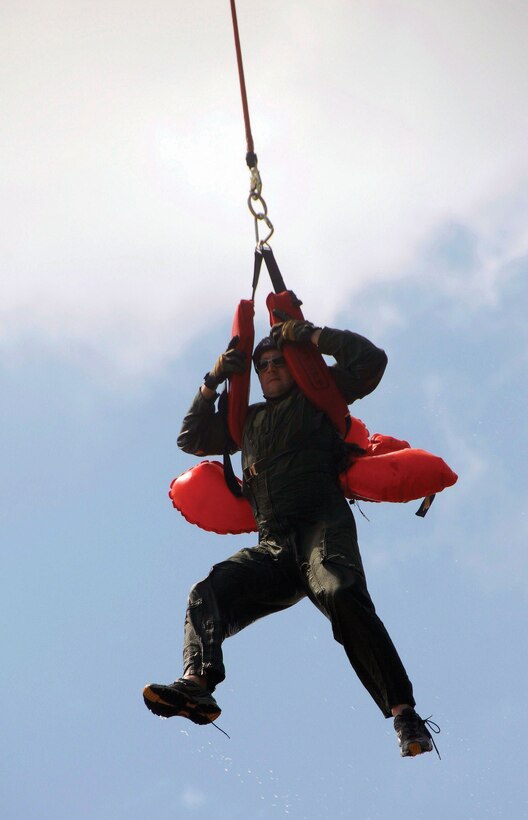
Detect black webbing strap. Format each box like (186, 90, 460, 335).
(243, 446, 300, 483)
(251, 250, 264, 301)
(251, 246, 288, 300)
(243, 441, 332, 483)
(223, 445, 243, 498)
(415, 494, 435, 517)
(261, 246, 287, 292)
(242, 414, 329, 482)
(218, 390, 243, 498)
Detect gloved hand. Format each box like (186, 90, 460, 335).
(270, 310, 320, 349)
(204, 335, 247, 390)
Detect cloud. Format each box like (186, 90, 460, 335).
(1, 1, 527, 379)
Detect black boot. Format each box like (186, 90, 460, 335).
(394, 708, 440, 758)
(143, 678, 221, 724)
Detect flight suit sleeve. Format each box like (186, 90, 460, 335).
(177, 389, 239, 456)
(317, 326, 388, 403)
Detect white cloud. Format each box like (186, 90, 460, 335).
(1, 1, 527, 378)
(412, 186, 528, 313)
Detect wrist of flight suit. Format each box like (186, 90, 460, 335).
(314, 326, 340, 354)
(200, 382, 218, 401)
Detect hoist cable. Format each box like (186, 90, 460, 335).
(229, 0, 257, 168)
(229, 0, 274, 247)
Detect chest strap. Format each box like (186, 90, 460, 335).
(243, 447, 299, 482)
(243, 440, 336, 483)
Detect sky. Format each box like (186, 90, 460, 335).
(1, 1, 527, 818)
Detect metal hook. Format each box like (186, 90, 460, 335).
(246, 163, 274, 246)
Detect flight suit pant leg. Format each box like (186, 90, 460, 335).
(297, 521, 415, 718)
(183, 544, 303, 690)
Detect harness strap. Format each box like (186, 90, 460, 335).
(252, 246, 289, 299)
(243, 412, 331, 482)
(218, 390, 243, 498)
(243, 444, 330, 483)
(261, 246, 287, 293)
(251, 250, 263, 301)
(415, 494, 436, 517)
(243, 447, 299, 482)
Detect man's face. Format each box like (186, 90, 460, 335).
(257, 350, 295, 398)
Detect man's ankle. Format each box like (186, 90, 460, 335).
(391, 703, 413, 717)
(184, 674, 208, 689)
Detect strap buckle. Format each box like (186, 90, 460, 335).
(243, 462, 259, 482)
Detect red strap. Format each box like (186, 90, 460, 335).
(266, 291, 350, 437)
(227, 299, 255, 446)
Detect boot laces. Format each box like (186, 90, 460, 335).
(399, 710, 441, 759)
(423, 715, 441, 759)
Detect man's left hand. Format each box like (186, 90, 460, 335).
(271, 310, 320, 348)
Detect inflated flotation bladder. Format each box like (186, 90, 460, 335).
(344, 415, 370, 451)
(169, 433, 458, 534)
(169, 460, 258, 534)
(339, 434, 458, 503)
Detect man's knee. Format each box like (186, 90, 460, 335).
(187, 573, 220, 613)
(188, 563, 232, 615)
(324, 570, 374, 613)
(187, 579, 205, 608)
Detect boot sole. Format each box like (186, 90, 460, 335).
(404, 741, 433, 757)
(143, 684, 221, 724)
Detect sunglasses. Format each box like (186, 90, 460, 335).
(255, 355, 286, 373)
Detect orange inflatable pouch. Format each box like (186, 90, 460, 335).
(169, 460, 258, 535)
(339, 433, 458, 504)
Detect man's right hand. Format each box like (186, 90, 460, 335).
(203, 336, 247, 390)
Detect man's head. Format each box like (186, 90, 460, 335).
(253, 336, 295, 399)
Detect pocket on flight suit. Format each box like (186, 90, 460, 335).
(320, 529, 366, 577)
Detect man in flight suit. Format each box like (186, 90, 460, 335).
(143, 316, 437, 757)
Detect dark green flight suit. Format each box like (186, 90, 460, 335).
(178, 327, 415, 717)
